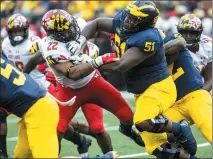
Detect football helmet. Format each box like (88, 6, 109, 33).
(41, 9, 80, 43)
(6, 13, 29, 46)
(177, 14, 203, 45)
(121, 1, 160, 33)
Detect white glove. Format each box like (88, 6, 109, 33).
(69, 54, 92, 64)
(66, 35, 87, 56)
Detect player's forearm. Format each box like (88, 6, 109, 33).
(99, 62, 119, 72)
(23, 52, 45, 74)
(23, 59, 38, 73)
(67, 63, 95, 81)
(164, 37, 186, 56)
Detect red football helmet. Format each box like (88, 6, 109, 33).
(6, 13, 29, 46)
(41, 9, 80, 43)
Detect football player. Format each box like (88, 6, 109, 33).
(65, 1, 197, 157)
(2, 13, 50, 90)
(0, 53, 60, 158)
(177, 14, 212, 92)
(24, 9, 145, 152)
(0, 54, 118, 159)
(148, 29, 210, 158)
(1, 13, 93, 157)
(151, 32, 212, 159)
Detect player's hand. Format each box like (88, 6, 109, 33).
(66, 35, 87, 56)
(91, 53, 118, 69)
(69, 54, 92, 64)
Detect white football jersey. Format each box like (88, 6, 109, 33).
(39, 36, 96, 89)
(189, 34, 212, 73)
(2, 36, 50, 90)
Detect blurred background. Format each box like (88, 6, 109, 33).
(1, 0, 212, 90)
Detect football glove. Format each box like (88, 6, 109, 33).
(66, 35, 87, 56)
(91, 53, 118, 69)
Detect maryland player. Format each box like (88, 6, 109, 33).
(24, 9, 144, 154)
(0, 53, 59, 158)
(2, 13, 50, 90)
(151, 33, 212, 159)
(177, 14, 212, 92)
(1, 13, 93, 157)
(66, 1, 196, 157)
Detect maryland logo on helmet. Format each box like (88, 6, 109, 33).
(42, 9, 72, 32)
(7, 13, 29, 30)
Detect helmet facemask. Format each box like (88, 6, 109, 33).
(48, 17, 81, 43)
(178, 29, 202, 46)
(120, 1, 159, 34)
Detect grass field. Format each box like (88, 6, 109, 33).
(6, 92, 212, 158)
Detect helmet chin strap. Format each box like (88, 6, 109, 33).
(13, 36, 24, 42)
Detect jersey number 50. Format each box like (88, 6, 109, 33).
(0, 58, 26, 86)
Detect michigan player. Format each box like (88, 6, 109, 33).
(66, 1, 197, 156)
(151, 33, 212, 159)
(177, 14, 212, 92)
(1, 13, 94, 157)
(0, 52, 119, 159)
(0, 53, 59, 158)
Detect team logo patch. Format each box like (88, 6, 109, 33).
(29, 42, 39, 54)
(46, 55, 68, 65)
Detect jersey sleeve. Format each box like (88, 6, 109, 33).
(163, 33, 182, 44)
(128, 29, 164, 53)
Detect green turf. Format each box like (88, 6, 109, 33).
(6, 97, 212, 158)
